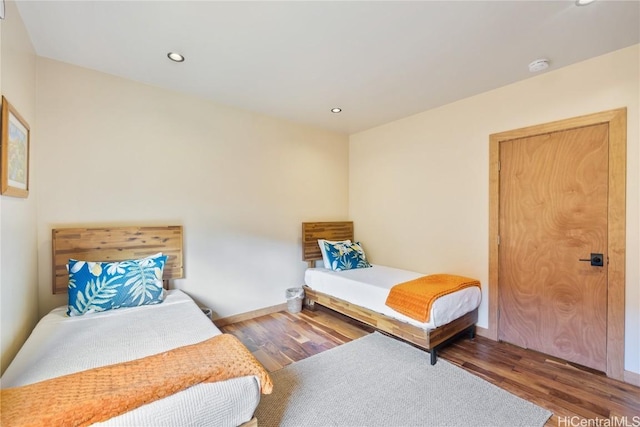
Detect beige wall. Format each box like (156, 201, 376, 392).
(35, 57, 349, 319)
(349, 45, 640, 375)
(0, 0, 38, 375)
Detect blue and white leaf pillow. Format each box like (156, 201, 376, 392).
(323, 241, 372, 271)
(67, 253, 168, 316)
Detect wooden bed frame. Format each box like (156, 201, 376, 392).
(52, 225, 184, 294)
(50, 225, 258, 427)
(302, 221, 478, 364)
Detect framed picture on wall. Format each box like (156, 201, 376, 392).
(1, 96, 30, 198)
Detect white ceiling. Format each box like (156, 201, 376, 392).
(14, 1, 640, 134)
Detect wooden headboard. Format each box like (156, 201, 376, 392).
(302, 221, 354, 266)
(52, 225, 184, 294)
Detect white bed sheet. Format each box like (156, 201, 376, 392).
(304, 265, 481, 330)
(1, 290, 260, 427)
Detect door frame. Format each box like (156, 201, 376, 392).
(488, 108, 626, 380)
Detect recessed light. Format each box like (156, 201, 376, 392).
(528, 59, 549, 73)
(167, 52, 185, 63)
(331, 108, 342, 113)
(575, 0, 595, 5)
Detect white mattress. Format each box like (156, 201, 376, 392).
(1, 290, 260, 427)
(304, 265, 481, 330)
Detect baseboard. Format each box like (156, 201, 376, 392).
(213, 303, 288, 327)
(624, 369, 640, 386)
(475, 325, 491, 339)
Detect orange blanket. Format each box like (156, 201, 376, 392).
(385, 274, 480, 323)
(0, 334, 272, 427)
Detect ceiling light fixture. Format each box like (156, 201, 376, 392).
(528, 58, 549, 73)
(167, 52, 185, 63)
(331, 108, 342, 113)
(575, 0, 596, 6)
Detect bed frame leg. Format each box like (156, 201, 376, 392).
(430, 325, 475, 365)
(430, 348, 438, 365)
(304, 299, 317, 311)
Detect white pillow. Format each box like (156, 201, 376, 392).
(318, 239, 351, 269)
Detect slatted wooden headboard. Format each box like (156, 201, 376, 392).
(52, 225, 184, 294)
(302, 221, 354, 266)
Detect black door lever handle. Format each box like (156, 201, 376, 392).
(579, 253, 604, 267)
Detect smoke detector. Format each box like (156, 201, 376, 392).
(528, 59, 549, 73)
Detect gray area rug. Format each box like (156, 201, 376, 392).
(256, 332, 552, 427)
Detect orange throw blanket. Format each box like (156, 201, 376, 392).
(385, 274, 480, 323)
(1, 334, 272, 427)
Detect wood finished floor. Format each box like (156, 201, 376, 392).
(220, 306, 640, 426)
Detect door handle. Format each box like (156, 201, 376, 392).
(579, 253, 604, 267)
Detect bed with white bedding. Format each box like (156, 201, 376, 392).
(305, 265, 481, 330)
(1, 290, 261, 427)
(1, 225, 265, 427)
(302, 221, 480, 364)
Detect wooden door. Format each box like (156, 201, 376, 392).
(498, 123, 608, 371)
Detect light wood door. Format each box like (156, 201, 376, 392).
(498, 123, 608, 371)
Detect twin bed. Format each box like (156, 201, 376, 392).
(302, 221, 481, 364)
(1, 290, 262, 426)
(1, 226, 265, 427)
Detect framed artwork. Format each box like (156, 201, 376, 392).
(1, 96, 30, 198)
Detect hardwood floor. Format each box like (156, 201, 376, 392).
(220, 306, 372, 371)
(221, 306, 640, 426)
